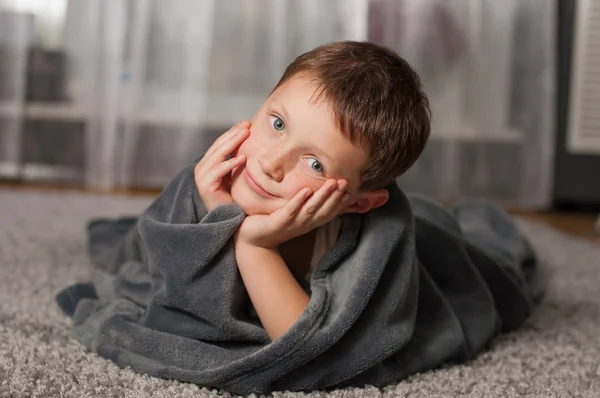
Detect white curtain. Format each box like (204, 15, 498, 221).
(0, 0, 555, 208)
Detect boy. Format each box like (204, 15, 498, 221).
(58, 41, 537, 395)
(193, 41, 430, 340)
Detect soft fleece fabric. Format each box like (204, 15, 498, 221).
(56, 162, 542, 394)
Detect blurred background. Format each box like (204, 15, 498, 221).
(0, 0, 597, 220)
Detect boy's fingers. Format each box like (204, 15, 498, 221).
(200, 127, 249, 171)
(301, 180, 336, 217)
(314, 189, 346, 220)
(277, 188, 311, 225)
(205, 121, 250, 157)
(215, 121, 250, 146)
(210, 127, 250, 161)
(205, 124, 240, 157)
(205, 155, 246, 183)
(310, 179, 348, 220)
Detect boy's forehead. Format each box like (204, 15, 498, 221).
(271, 75, 326, 104)
(268, 96, 326, 121)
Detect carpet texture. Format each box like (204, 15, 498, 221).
(1, 189, 599, 398)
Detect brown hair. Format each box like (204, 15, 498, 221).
(272, 41, 431, 192)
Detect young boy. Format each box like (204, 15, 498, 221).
(58, 40, 537, 395)
(193, 41, 431, 340)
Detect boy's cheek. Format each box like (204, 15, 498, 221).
(286, 175, 322, 199)
(232, 136, 251, 157)
(237, 130, 265, 159)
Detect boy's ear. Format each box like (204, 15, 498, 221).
(342, 189, 389, 215)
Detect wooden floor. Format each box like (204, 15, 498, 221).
(514, 211, 599, 244)
(2, 181, 599, 245)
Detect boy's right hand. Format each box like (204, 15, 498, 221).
(194, 121, 250, 212)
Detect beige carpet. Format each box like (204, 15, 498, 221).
(1, 188, 599, 398)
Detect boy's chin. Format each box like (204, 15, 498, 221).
(236, 203, 273, 216)
(241, 208, 271, 216)
(230, 192, 275, 216)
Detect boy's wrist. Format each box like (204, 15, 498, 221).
(234, 230, 279, 250)
(234, 239, 281, 272)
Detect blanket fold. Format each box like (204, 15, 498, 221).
(56, 162, 542, 394)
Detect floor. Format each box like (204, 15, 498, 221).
(514, 210, 600, 245)
(2, 180, 599, 245)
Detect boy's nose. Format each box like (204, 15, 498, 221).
(258, 150, 285, 182)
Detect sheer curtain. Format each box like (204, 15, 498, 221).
(0, 3, 30, 178)
(0, 0, 555, 208)
(380, 0, 556, 208)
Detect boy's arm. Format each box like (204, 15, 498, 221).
(234, 240, 310, 341)
(233, 179, 348, 341)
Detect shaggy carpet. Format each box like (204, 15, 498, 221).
(1, 189, 599, 398)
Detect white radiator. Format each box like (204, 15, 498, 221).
(568, 0, 600, 155)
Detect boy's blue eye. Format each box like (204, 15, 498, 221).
(306, 158, 324, 174)
(270, 115, 285, 131)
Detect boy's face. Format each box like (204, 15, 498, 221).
(229, 75, 369, 216)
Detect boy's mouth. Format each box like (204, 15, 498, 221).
(244, 169, 276, 198)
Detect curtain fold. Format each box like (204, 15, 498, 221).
(0, 7, 31, 177)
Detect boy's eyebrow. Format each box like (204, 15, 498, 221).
(271, 99, 336, 167)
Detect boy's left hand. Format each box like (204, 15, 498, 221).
(235, 179, 349, 249)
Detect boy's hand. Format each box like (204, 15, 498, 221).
(195, 121, 250, 212)
(235, 179, 349, 249)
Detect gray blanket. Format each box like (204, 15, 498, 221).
(56, 162, 542, 394)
